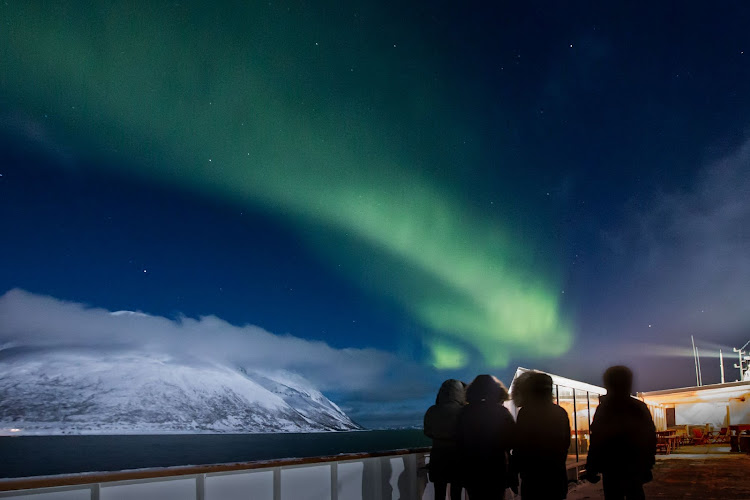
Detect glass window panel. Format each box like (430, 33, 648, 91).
(575, 391, 590, 456)
(557, 385, 576, 456)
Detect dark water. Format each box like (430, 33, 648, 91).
(0, 430, 430, 479)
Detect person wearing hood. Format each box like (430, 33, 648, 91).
(457, 374, 517, 500)
(584, 366, 656, 500)
(424, 379, 466, 500)
(511, 370, 571, 499)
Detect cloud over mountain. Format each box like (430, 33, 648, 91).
(0, 288, 433, 401)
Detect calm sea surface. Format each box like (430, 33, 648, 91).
(0, 430, 430, 479)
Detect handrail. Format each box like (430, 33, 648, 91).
(0, 446, 431, 492)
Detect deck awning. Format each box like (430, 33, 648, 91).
(512, 367, 607, 395)
(639, 380, 750, 405)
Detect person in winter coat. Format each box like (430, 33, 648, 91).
(511, 371, 571, 500)
(584, 366, 656, 500)
(457, 374, 516, 500)
(424, 379, 466, 500)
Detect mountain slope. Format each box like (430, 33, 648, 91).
(0, 349, 360, 434)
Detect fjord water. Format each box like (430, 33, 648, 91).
(0, 429, 430, 479)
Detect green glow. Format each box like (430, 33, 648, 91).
(0, 2, 572, 367)
(428, 340, 469, 370)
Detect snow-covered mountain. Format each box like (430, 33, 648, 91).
(0, 348, 360, 435)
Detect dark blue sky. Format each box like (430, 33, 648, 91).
(2, 1, 750, 425)
(1, 145, 397, 352)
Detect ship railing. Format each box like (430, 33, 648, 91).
(0, 447, 433, 500)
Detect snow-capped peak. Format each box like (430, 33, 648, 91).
(0, 348, 360, 435)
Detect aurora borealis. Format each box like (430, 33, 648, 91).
(3, 1, 750, 425)
(0, 2, 570, 368)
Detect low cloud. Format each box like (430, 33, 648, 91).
(581, 139, 750, 388)
(606, 139, 750, 337)
(0, 289, 434, 403)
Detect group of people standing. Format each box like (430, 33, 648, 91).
(423, 366, 656, 500)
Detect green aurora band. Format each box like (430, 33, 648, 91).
(0, 2, 572, 368)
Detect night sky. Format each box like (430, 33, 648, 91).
(2, 1, 750, 427)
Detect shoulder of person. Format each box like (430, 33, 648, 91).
(633, 398, 655, 419)
(595, 396, 615, 411)
(441, 401, 463, 412)
(553, 403, 570, 418)
(633, 398, 649, 409)
(498, 404, 515, 418)
(424, 405, 439, 418)
(627, 397, 650, 412)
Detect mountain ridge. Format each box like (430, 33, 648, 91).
(0, 348, 361, 435)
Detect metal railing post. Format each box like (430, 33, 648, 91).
(573, 388, 579, 461)
(330, 462, 338, 500)
(273, 467, 281, 500)
(196, 474, 205, 500)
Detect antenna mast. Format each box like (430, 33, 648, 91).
(691, 335, 700, 386)
(696, 346, 703, 386)
(734, 339, 749, 381)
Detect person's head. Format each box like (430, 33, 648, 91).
(511, 370, 554, 407)
(435, 379, 466, 405)
(603, 365, 633, 397)
(466, 374, 509, 404)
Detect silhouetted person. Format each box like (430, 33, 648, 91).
(457, 374, 516, 500)
(584, 366, 656, 500)
(511, 371, 571, 499)
(424, 379, 466, 500)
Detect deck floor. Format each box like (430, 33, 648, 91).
(568, 446, 750, 499)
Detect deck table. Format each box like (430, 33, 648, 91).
(728, 424, 750, 452)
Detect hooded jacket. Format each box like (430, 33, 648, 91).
(511, 370, 571, 499)
(456, 375, 516, 494)
(514, 401, 571, 499)
(424, 379, 466, 483)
